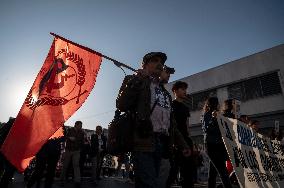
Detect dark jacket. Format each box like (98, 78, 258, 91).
(37, 136, 65, 159)
(116, 74, 189, 152)
(90, 134, 107, 157)
(65, 127, 84, 151)
(201, 111, 223, 144)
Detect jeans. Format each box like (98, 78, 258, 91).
(133, 134, 165, 188)
(60, 150, 81, 183)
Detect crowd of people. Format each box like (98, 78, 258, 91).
(0, 51, 283, 188)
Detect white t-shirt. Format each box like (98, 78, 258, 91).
(150, 82, 171, 134)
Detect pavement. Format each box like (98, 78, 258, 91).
(8, 173, 208, 188)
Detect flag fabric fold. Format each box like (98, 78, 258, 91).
(1, 36, 102, 172)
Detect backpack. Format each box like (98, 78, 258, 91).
(107, 75, 159, 156)
(107, 110, 135, 155)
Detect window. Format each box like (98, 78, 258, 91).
(228, 83, 244, 101)
(187, 90, 216, 111)
(260, 72, 282, 96)
(227, 71, 282, 102)
(244, 78, 262, 100)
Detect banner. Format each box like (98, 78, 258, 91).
(1, 37, 102, 172)
(218, 115, 284, 188)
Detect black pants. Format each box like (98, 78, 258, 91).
(167, 151, 195, 188)
(27, 151, 60, 188)
(79, 152, 87, 176)
(166, 152, 179, 187)
(166, 136, 194, 188)
(207, 143, 232, 188)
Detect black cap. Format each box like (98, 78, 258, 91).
(142, 52, 167, 65)
(163, 65, 175, 74)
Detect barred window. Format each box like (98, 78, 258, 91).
(227, 71, 282, 102)
(187, 90, 216, 111)
(243, 78, 262, 100)
(228, 83, 244, 101)
(260, 72, 282, 96)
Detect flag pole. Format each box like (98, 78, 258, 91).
(50, 32, 137, 72)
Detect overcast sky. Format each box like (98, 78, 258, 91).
(0, 0, 284, 130)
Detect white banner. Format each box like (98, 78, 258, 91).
(217, 115, 284, 188)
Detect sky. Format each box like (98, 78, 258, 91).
(0, 0, 284, 130)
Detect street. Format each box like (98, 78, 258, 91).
(7, 173, 208, 188)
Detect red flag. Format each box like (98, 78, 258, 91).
(1, 36, 102, 172)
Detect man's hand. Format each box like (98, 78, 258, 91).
(136, 69, 150, 78)
(182, 148, 191, 157)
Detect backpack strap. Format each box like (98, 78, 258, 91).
(150, 99, 158, 114)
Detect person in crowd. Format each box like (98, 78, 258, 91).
(270, 129, 283, 141)
(26, 127, 65, 188)
(166, 81, 194, 188)
(222, 99, 235, 118)
(79, 136, 91, 177)
(127, 153, 135, 183)
(201, 97, 232, 188)
(239, 115, 250, 125)
(101, 154, 116, 177)
(115, 153, 131, 179)
(0, 117, 16, 188)
(116, 52, 191, 188)
(248, 120, 260, 133)
(90, 125, 107, 184)
(123, 152, 132, 180)
(60, 121, 85, 188)
(114, 154, 123, 177)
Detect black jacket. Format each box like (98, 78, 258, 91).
(201, 111, 223, 144)
(90, 134, 107, 157)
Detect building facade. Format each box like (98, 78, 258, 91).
(167, 44, 284, 143)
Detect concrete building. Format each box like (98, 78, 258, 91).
(167, 44, 284, 143)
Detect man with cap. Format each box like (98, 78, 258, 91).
(116, 52, 190, 188)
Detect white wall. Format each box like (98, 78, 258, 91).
(167, 44, 284, 94)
